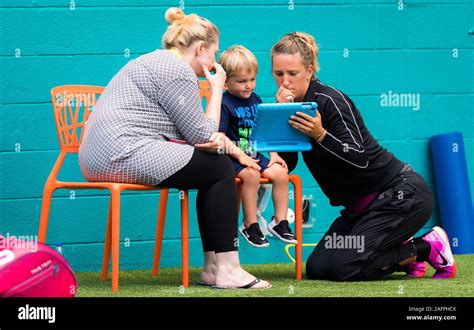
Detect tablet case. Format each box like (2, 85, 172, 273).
(250, 102, 318, 152)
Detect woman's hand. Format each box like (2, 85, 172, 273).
(237, 153, 261, 171)
(202, 63, 226, 92)
(194, 132, 225, 153)
(268, 152, 288, 171)
(289, 111, 326, 142)
(276, 86, 295, 103)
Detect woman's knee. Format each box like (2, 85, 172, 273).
(212, 155, 235, 181)
(330, 262, 360, 281)
(306, 249, 334, 280)
(307, 249, 362, 281)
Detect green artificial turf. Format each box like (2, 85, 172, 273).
(76, 254, 474, 297)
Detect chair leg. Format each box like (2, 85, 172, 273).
(236, 184, 242, 219)
(38, 187, 54, 243)
(110, 187, 121, 292)
(289, 175, 303, 280)
(101, 200, 113, 281)
(181, 190, 189, 288)
(152, 189, 169, 276)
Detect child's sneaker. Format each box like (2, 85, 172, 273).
(420, 226, 456, 279)
(239, 223, 269, 248)
(267, 217, 298, 244)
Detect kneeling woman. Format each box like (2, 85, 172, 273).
(271, 32, 456, 281)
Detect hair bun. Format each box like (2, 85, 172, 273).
(165, 7, 185, 25)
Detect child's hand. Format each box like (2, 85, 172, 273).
(237, 153, 261, 171)
(268, 153, 288, 171)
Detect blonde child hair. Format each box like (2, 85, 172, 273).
(218, 45, 258, 78)
(270, 32, 320, 73)
(162, 7, 219, 51)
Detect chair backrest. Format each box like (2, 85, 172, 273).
(199, 80, 211, 103)
(50, 85, 104, 153)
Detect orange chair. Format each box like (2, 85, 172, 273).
(235, 177, 303, 280)
(197, 81, 304, 279)
(38, 85, 190, 292)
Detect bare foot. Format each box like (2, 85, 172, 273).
(199, 251, 217, 285)
(198, 270, 215, 285)
(214, 266, 271, 289)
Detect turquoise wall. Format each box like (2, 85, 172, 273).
(1, 0, 473, 272)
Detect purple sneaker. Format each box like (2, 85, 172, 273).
(400, 237, 427, 278)
(421, 226, 456, 279)
(403, 261, 428, 278)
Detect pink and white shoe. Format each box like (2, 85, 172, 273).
(421, 226, 456, 279)
(400, 237, 428, 278)
(404, 261, 428, 278)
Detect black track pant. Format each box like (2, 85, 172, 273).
(159, 149, 238, 253)
(306, 168, 433, 281)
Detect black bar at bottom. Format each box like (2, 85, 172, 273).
(0, 297, 472, 329)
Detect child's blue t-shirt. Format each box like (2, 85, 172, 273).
(219, 91, 263, 153)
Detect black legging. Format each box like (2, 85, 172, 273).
(159, 149, 238, 253)
(306, 168, 433, 281)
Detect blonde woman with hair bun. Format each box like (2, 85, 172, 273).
(271, 32, 454, 282)
(79, 7, 271, 289)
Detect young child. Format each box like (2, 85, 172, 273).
(218, 45, 297, 248)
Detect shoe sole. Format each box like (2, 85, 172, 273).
(449, 262, 457, 279)
(211, 283, 272, 290)
(431, 226, 457, 279)
(432, 262, 457, 279)
(267, 225, 298, 244)
(239, 227, 269, 248)
(212, 278, 272, 290)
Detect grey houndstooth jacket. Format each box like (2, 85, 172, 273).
(79, 50, 217, 185)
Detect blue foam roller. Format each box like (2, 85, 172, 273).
(430, 132, 474, 254)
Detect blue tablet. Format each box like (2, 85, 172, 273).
(250, 102, 318, 152)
